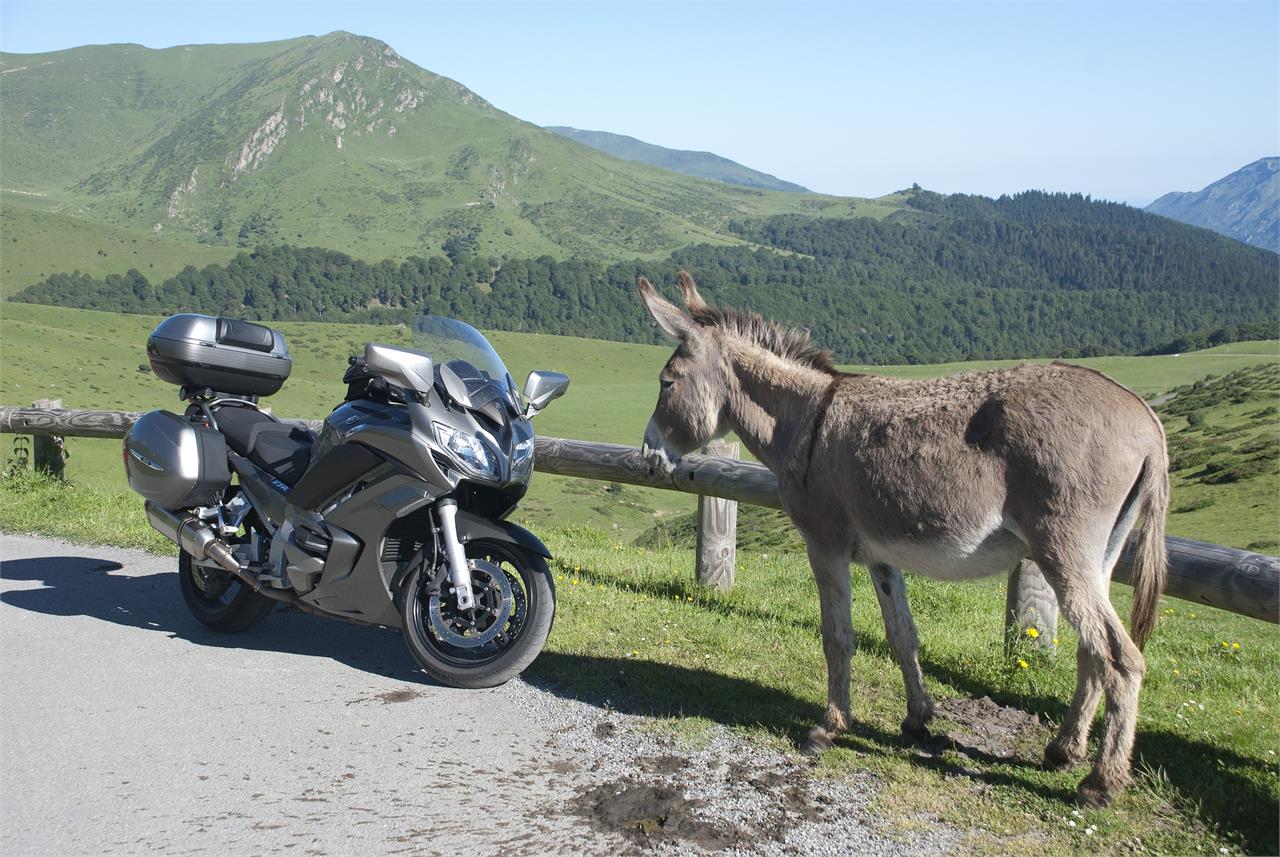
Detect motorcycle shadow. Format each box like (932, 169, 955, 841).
(0, 554, 437, 685)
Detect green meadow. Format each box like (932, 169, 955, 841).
(0, 200, 239, 298)
(3, 301, 1275, 543)
(1, 303, 1277, 855)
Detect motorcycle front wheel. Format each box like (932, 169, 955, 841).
(400, 539, 555, 688)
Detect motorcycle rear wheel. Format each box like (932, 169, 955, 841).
(400, 539, 555, 688)
(178, 550, 276, 632)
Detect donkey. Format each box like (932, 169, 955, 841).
(637, 272, 1168, 806)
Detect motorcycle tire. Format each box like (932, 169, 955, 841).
(400, 539, 555, 689)
(178, 550, 276, 632)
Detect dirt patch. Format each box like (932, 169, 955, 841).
(574, 753, 835, 852)
(376, 689, 420, 704)
(637, 754, 689, 776)
(345, 688, 422, 706)
(935, 695, 1045, 760)
(572, 779, 743, 851)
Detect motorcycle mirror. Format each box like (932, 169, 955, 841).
(365, 343, 434, 395)
(523, 370, 570, 417)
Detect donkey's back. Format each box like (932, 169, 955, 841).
(808, 362, 1165, 580)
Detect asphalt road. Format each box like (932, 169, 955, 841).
(1, 532, 963, 857)
(0, 533, 608, 857)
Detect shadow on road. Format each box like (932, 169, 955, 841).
(0, 554, 433, 685)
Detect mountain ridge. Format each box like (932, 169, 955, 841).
(546, 126, 809, 192)
(1145, 157, 1279, 251)
(0, 33, 852, 267)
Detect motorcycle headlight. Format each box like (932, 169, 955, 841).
(512, 436, 535, 481)
(433, 422, 501, 481)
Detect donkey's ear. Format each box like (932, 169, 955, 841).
(638, 276, 698, 342)
(676, 270, 708, 312)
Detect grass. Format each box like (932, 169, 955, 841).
(0, 201, 238, 297)
(1, 474, 1276, 856)
(1158, 364, 1280, 551)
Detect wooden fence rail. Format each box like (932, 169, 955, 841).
(2, 405, 1277, 625)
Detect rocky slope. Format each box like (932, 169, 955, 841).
(1146, 157, 1279, 251)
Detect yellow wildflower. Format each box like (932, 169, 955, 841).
(1017, 659, 1029, 669)
(1026, 627, 1040, 639)
(1233, 642, 1241, 650)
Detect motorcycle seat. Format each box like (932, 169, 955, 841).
(214, 405, 314, 487)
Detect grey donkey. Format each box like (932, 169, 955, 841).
(637, 271, 1168, 807)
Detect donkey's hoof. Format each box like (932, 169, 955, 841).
(802, 726, 836, 755)
(1075, 773, 1114, 808)
(901, 717, 932, 743)
(1043, 742, 1083, 771)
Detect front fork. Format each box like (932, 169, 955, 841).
(435, 499, 476, 610)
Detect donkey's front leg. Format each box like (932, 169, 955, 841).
(869, 563, 935, 739)
(803, 545, 855, 754)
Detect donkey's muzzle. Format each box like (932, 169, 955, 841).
(642, 419, 679, 476)
(642, 443, 676, 476)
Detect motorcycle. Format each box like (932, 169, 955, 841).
(123, 313, 569, 688)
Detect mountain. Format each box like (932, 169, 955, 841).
(2, 34, 1276, 363)
(0, 33, 849, 273)
(546, 126, 809, 192)
(1145, 158, 1279, 251)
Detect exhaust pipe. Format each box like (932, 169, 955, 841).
(143, 503, 360, 620)
(145, 501, 243, 575)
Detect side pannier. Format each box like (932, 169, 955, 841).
(124, 411, 231, 509)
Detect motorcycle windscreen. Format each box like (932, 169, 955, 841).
(410, 316, 519, 412)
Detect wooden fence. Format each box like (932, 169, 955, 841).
(2, 404, 1277, 634)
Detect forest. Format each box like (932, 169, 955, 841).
(13, 191, 1276, 364)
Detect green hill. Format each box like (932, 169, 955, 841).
(0, 32, 858, 274)
(546, 126, 809, 192)
(1146, 157, 1279, 252)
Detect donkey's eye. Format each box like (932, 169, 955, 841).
(660, 378, 675, 392)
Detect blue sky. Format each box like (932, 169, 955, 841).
(2, 0, 1275, 204)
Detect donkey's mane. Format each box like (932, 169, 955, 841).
(689, 304, 838, 374)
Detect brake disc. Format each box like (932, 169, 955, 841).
(427, 559, 513, 648)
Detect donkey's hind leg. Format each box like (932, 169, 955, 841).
(1038, 554, 1146, 806)
(803, 545, 855, 754)
(869, 564, 934, 739)
(1044, 642, 1104, 770)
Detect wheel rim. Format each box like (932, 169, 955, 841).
(407, 542, 536, 667)
(186, 560, 245, 613)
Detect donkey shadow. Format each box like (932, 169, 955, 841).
(0, 553, 435, 685)
(528, 650, 1278, 851)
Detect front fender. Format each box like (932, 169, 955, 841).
(453, 510, 552, 559)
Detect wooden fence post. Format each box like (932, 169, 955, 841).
(1005, 559, 1059, 654)
(695, 441, 738, 591)
(30, 399, 66, 479)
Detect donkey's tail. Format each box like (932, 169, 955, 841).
(1129, 443, 1170, 651)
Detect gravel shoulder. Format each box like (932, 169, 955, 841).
(1, 532, 962, 856)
